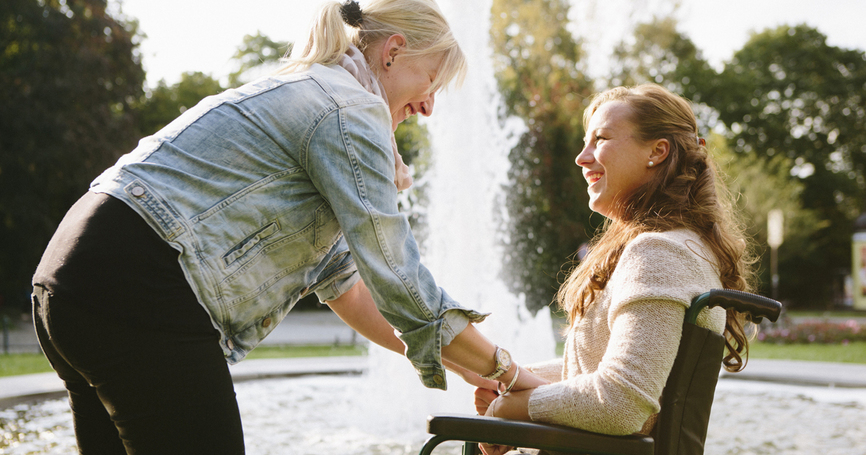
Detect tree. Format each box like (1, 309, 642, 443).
(711, 134, 825, 298)
(709, 25, 866, 307)
(0, 0, 145, 311)
(137, 72, 224, 136)
(491, 0, 596, 312)
(608, 16, 716, 107)
(608, 19, 866, 306)
(227, 31, 292, 88)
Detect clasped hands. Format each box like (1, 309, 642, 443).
(472, 366, 549, 455)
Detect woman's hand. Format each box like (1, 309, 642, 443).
(475, 386, 536, 455)
(480, 440, 512, 455)
(446, 360, 501, 390)
(478, 396, 512, 455)
(473, 387, 499, 416)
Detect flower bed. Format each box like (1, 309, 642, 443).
(758, 318, 865, 344)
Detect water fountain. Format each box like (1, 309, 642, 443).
(4, 1, 866, 454)
(1, 1, 556, 452)
(345, 0, 557, 440)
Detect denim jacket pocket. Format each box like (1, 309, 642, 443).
(223, 222, 281, 267)
(218, 220, 318, 308)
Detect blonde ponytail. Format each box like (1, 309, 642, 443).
(278, 0, 466, 92)
(280, 2, 353, 73)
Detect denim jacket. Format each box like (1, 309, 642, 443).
(90, 63, 487, 389)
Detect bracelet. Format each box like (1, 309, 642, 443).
(503, 365, 520, 394)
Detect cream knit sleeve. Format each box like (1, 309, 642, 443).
(524, 358, 564, 383)
(527, 231, 722, 435)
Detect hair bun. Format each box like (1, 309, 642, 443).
(340, 0, 363, 28)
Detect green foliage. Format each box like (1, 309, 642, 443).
(138, 31, 291, 137)
(227, 32, 292, 88)
(708, 25, 866, 307)
(711, 134, 826, 296)
(608, 16, 716, 105)
(491, 0, 597, 313)
(137, 71, 224, 136)
(0, 0, 145, 311)
(606, 19, 866, 307)
(394, 116, 433, 249)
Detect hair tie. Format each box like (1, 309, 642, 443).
(697, 137, 706, 147)
(340, 0, 363, 28)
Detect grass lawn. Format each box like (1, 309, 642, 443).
(0, 352, 54, 377)
(0, 344, 367, 378)
(2, 341, 864, 379)
(553, 341, 866, 366)
(749, 340, 866, 364)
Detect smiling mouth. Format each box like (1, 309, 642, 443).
(404, 105, 414, 118)
(585, 171, 603, 185)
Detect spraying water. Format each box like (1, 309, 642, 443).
(355, 0, 557, 439)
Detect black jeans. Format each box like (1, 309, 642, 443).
(31, 193, 245, 454)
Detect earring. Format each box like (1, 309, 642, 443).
(386, 62, 391, 67)
(648, 161, 654, 167)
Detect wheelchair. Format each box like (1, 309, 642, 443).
(419, 289, 782, 455)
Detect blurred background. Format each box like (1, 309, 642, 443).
(2, 0, 866, 323)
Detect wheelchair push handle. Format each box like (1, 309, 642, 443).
(687, 289, 782, 325)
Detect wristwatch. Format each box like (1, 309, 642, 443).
(481, 346, 512, 380)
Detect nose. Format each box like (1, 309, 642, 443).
(575, 145, 593, 168)
(418, 93, 435, 117)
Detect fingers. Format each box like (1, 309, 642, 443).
(480, 443, 512, 455)
(462, 372, 501, 390)
(474, 387, 498, 415)
(475, 387, 499, 402)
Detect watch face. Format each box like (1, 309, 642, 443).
(497, 348, 512, 367)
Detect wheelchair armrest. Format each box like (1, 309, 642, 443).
(687, 289, 782, 324)
(425, 414, 654, 455)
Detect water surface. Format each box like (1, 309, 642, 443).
(2, 376, 864, 454)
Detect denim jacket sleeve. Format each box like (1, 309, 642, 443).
(303, 99, 488, 390)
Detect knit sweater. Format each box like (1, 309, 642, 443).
(526, 229, 726, 435)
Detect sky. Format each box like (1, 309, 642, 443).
(111, 0, 866, 87)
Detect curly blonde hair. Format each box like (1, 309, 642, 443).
(557, 84, 756, 372)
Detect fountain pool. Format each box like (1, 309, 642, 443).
(7, 0, 865, 454)
(2, 376, 865, 454)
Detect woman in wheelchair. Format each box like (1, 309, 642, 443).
(473, 84, 756, 455)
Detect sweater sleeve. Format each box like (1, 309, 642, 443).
(527, 232, 719, 435)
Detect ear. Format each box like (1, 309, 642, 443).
(380, 34, 407, 70)
(648, 138, 670, 166)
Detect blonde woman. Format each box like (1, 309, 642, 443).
(32, 1, 544, 453)
(474, 84, 755, 455)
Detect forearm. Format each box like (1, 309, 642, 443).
(442, 324, 548, 391)
(326, 280, 405, 355)
(329, 279, 547, 392)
